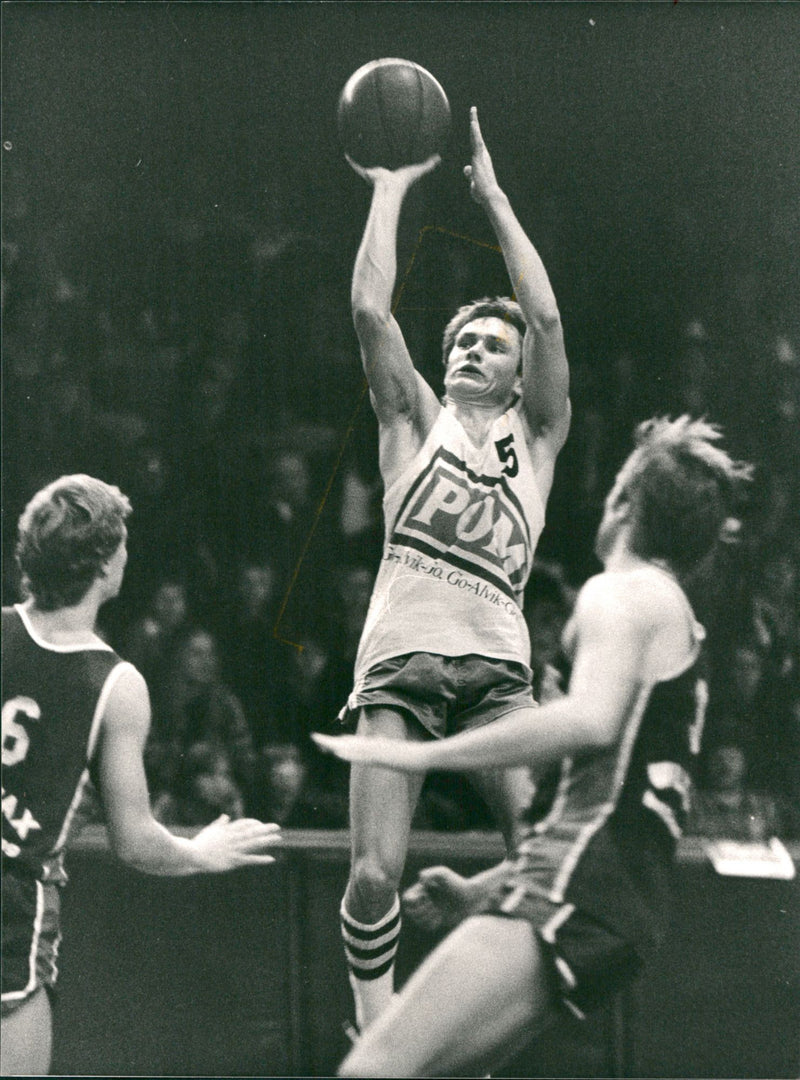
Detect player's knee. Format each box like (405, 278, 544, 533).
(339, 1042, 398, 1078)
(350, 853, 402, 904)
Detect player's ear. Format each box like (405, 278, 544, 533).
(607, 487, 631, 521)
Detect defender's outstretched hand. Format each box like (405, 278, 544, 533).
(463, 106, 502, 206)
(312, 732, 430, 771)
(190, 816, 282, 873)
(346, 152, 441, 190)
(402, 865, 475, 933)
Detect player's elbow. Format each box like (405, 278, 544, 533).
(531, 307, 562, 334)
(107, 818, 156, 871)
(570, 699, 620, 750)
(352, 300, 391, 338)
(109, 832, 142, 869)
(584, 712, 621, 750)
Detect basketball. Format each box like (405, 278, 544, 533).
(337, 58, 451, 169)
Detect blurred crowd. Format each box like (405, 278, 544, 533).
(3, 190, 799, 840)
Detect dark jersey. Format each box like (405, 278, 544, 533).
(514, 567, 708, 956)
(1, 604, 131, 885)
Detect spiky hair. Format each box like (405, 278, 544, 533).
(619, 416, 753, 573)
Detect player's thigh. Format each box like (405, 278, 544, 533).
(341, 914, 556, 1078)
(470, 761, 535, 848)
(1, 987, 53, 1077)
(348, 706, 428, 863)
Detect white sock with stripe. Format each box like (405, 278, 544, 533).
(340, 894, 401, 1031)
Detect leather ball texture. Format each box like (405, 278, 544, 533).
(337, 58, 451, 169)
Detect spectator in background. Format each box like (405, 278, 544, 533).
(146, 627, 257, 810)
(173, 356, 246, 596)
(253, 744, 310, 826)
(260, 448, 317, 586)
(750, 551, 798, 666)
(705, 639, 766, 757)
(523, 561, 574, 704)
(215, 557, 290, 749)
(278, 633, 353, 816)
(121, 577, 191, 690)
(746, 553, 800, 798)
(338, 450, 383, 564)
(252, 743, 349, 829)
(688, 743, 780, 842)
(326, 563, 377, 666)
(152, 742, 246, 827)
(110, 432, 186, 620)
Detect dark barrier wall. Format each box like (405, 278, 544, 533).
(51, 831, 799, 1078)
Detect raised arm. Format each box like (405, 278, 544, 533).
(349, 156, 441, 432)
(95, 665, 280, 875)
(466, 107, 570, 451)
(313, 576, 649, 773)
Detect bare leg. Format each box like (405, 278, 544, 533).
(1, 987, 53, 1076)
(340, 914, 558, 1078)
(342, 706, 428, 1029)
(345, 706, 428, 923)
(470, 762, 534, 852)
(402, 741, 534, 933)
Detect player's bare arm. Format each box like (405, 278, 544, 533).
(467, 107, 570, 458)
(349, 154, 442, 486)
(96, 666, 281, 875)
(314, 575, 650, 773)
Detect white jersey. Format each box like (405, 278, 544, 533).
(352, 405, 546, 687)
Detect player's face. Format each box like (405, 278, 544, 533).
(444, 317, 523, 406)
(594, 472, 629, 562)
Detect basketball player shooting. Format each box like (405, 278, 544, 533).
(337, 105, 571, 1033)
(318, 417, 752, 1077)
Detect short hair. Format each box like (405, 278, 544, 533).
(15, 474, 131, 610)
(441, 297, 527, 366)
(618, 416, 753, 574)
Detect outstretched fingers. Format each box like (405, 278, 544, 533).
(311, 732, 346, 757)
(469, 105, 485, 151)
(225, 819, 282, 854)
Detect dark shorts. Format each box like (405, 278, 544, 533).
(480, 882, 643, 1019)
(341, 652, 535, 739)
(1, 871, 62, 1016)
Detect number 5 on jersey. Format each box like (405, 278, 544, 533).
(495, 434, 519, 478)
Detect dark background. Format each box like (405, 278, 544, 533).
(4, 1, 798, 322)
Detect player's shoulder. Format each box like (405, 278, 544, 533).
(513, 399, 569, 475)
(517, 386, 571, 449)
(576, 566, 687, 632)
(101, 661, 150, 725)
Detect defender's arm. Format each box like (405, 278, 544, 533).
(96, 666, 280, 875)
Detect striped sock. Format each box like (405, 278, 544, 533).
(340, 895, 401, 1030)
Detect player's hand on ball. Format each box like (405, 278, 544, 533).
(311, 732, 429, 771)
(464, 106, 501, 206)
(192, 816, 282, 871)
(345, 152, 441, 189)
